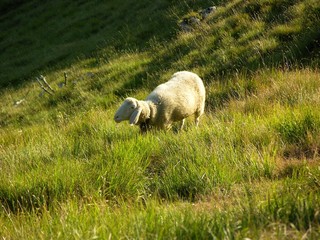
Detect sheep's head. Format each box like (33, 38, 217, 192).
(114, 97, 143, 126)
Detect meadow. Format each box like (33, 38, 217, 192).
(1, 0, 320, 239)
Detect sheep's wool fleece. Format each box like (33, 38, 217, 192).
(145, 71, 205, 126)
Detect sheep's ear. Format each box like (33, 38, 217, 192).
(129, 107, 142, 126)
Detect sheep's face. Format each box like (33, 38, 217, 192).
(114, 97, 138, 123)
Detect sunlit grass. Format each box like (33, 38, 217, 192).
(2, 65, 320, 238)
(2, 68, 320, 239)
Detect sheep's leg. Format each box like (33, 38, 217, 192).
(161, 123, 172, 131)
(195, 117, 200, 127)
(139, 122, 151, 134)
(180, 119, 185, 130)
(195, 112, 202, 127)
(195, 105, 204, 127)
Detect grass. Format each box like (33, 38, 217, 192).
(2, 69, 320, 238)
(1, 0, 320, 239)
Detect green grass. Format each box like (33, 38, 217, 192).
(1, 0, 320, 239)
(1, 70, 320, 238)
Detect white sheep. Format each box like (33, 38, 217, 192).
(114, 71, 206, 132)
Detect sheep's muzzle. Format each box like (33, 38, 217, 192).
(114, 115, 122, 123)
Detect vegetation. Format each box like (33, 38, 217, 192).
(1, 0, 320, 239)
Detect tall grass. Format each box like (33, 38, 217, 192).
(1, 172, 320, 239)
(1, 69, 320, 238)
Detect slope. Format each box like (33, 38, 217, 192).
(0, 0, 218, 88)
(1, 0, 320, 239)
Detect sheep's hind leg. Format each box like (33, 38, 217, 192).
(180, 119, 185, 130)
(195, 117, 200, 127)
(195, 113, 201, 127)
(195, 108, 204, 127)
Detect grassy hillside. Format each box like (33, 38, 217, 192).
(1, 0, 320, 239)
(1, 0, 319, 88)
(0, 0, 219, 88)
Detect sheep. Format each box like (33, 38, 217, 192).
(114, 71, 205, 132)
